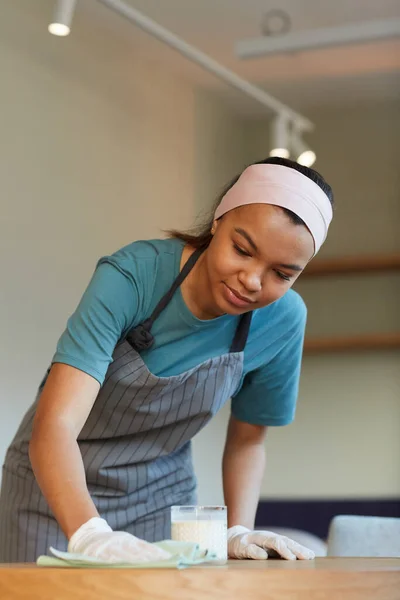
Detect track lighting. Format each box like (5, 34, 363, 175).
(46, 0, 314, 139)
(291, 126, 316, 167)
(269, 118, 316, 167)
(269, 115, 290, 158)
(48, 0, 77, 36)
(235, 18, 400, 60)
(46, 0, 318, 159)
(269, 114, 290, 159)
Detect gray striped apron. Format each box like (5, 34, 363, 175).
(0, 249, 252, 563)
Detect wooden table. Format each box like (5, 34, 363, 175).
(1, 558, 399, 600)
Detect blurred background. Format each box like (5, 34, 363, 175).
(1, 0, 399, 553)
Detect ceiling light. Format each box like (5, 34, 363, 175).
(270, 114, 290, 159)
(48, 0, 77, 37)
(292, 127, 316, 167)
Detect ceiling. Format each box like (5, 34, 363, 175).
(81, 0, 400, 116)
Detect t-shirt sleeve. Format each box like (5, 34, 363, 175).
(231, 301, 307, 427)
(52, 261, 140, 385)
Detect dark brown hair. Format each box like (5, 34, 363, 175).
(167, 156, 334, 251)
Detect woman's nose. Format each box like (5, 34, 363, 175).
(239, 270, 262, 293)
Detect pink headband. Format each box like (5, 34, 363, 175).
(214, 164, 333, 255)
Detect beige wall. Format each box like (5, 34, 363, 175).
(195, 105, 400, 504)
(1, 1, 398, 506)
(238, 105, 400, 500)
(244, 105, 400, 258)
(192, 90, 247, 213)
(0, 1, 245, 486)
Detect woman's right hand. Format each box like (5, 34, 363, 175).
(68, 517, 172, 563)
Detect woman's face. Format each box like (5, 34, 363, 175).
(203, 204, 315, 316)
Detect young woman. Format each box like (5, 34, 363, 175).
(0, 156, 334, 563)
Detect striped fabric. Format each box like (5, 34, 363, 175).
(0, 340, 244, 562)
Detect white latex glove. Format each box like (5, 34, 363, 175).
(228, 525, 316, 561)
(68, 517, 172, 563)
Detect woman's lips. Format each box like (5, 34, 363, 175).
(223, 283, 254, 308)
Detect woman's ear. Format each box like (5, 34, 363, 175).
(211, 219, 219, 235)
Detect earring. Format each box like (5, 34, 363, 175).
(211, 226, 216, 235)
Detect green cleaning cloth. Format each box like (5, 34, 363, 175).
(37, 540, 218, 569)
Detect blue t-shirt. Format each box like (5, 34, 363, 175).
(53, 238, 307, 426)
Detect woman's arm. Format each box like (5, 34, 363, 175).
(222, 414, 267, 529)
(28, 261, 140, 539)
(26, 257, 173, 561)
(223, 415, 315, 560)
(29, 363, 101, 539)
(29, 362, 172, 563)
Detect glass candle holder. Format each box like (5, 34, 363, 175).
(171, 505, 227, 561)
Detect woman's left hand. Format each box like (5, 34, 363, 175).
(227, 525, 315, 560)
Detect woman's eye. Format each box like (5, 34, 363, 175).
(233, 243, 250, 257)
(276, 271, 291, 281)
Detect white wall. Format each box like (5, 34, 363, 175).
(0, 1, 246, 488)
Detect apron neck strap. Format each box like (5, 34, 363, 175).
(149, 247, 203, 325)
(229, 311, 252, 353)
(126, 248, 204, 351)
(126, 246, 253, 353)
(148, 246, 253, 353)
